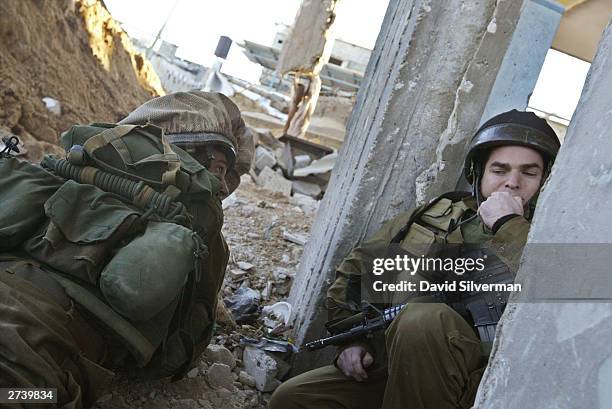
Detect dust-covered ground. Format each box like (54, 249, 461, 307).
(95, 176, 314, 409)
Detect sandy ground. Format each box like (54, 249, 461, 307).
(0, 0, 161, 162)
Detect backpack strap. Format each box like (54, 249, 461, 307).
(83, 124, 181, 187)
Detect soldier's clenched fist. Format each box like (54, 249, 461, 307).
(478, 191, 523, 229)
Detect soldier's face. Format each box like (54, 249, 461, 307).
(480, 145, 544, 206)
(207, 146, 230, 199)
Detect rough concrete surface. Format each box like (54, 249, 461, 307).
(473, 19, 612, 409)
(288, 0, 530, 372)
(277, 0, 338, 75)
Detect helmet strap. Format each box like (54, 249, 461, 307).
(472, 161, 484, 207)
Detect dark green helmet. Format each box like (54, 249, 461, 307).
(464, 109, 560, 184)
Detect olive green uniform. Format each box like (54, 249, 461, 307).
(270, 195, 529, 409)
(0, 231, 229, 409)
(0, 92, 254, 408)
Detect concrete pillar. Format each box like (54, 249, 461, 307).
(289, 0, 561, 373)
(474, 19, 612, 409)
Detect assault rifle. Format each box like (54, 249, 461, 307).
(304, 303, 407, 351)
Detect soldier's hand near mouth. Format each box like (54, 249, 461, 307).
(478, 191, 523, 229)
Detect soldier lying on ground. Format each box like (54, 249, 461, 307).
(0, 91, 254, 408)
(269, 110, 560, 409)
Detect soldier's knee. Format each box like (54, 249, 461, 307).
(386, 303, 461, 350)
(268, 380, 299, 409)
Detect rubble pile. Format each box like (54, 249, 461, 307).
(0, 0, 162, 162)
(249, 127, 336, 211)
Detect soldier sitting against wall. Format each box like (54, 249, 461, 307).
(0, 91, 254, 408)
(269, 110, 560, 409)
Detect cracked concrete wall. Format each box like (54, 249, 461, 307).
(288, 0, 542, 373)
(473, 19, 612, 409)
(420, 0, 563, 201)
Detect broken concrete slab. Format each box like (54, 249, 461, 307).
(251, 127, 282, 149)
(229, 269, 248, 280)
(254, 146, 277, 171)
(236, 261, 254, 271)
(292, 180, 322, 198)
(243, 346, 279, 392)
(282, 230, 308, 246)
(256, 166, 292, 197)
(294, 154, 311, 169)
(293, 152, 337, 177)
(241, 111, 285, 130)
(276, 0, 337, 75)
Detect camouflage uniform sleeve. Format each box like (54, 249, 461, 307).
(491, 215, 531, 273)
(325, 209, 418, 324)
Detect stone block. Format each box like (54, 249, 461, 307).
(257, 167, 292, 197)
(254, 146, 277, 171)
(243, 346, 279, 392)
(294, 154, 312, 169)
(292, 180, 322, 198)
(206, 363, 234, 390)
(238, 370, 256, 388)
(205, 344, 237, 369)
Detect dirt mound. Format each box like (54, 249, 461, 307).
(0, 0, 164, 162)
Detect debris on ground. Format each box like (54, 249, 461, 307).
(225, 287, 261, 324)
